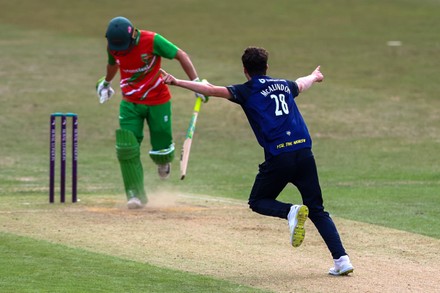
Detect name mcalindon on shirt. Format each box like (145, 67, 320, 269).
(260, 83, 291, 97)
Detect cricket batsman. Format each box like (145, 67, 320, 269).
(96, 16, 207, 209)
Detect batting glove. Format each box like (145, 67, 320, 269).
(193, 77, 209, 103)
(96, 77, 115, 104)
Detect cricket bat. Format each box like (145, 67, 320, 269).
(180, 97, 203, 180)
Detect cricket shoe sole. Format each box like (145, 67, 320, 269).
(288, 205, 309, 248)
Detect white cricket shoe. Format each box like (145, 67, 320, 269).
(287, 204, 309, 247)
(158, 163, 171, 179)
(329, 255, 354, 276)
(127, 197, 144, 209)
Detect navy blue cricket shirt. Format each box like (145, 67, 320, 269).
(227, 76, 312, 160)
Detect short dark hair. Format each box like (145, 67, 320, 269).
(241, 47, 268, 77)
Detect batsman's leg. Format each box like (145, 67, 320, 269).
(147, 102, 174, 179)
(116, 129, 147, 207)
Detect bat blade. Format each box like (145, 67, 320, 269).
(180, 136, 194, 180)
(180, 97, 202, 180)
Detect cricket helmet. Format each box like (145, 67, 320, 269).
(106, 16, 135, 51)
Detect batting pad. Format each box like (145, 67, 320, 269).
(116, 129, 147, 204)
(149, 144, 175, 165)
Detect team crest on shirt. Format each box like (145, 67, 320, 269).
(286, 131, 291, 136)
(141, 54, 152, 63)
(140, 54, 156, 69)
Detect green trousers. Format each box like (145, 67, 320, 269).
(119, 100, 173, 150)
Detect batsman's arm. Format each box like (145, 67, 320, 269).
(174, 49, 199, 81)
(160, 69, 231, 99)
(105, 63, 119, 83)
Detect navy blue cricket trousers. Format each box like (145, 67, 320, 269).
(248, 148, 347, 259)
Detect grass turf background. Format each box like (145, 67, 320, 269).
(0, 0, 439, 291)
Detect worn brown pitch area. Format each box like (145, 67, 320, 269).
(1, 192, 440, 293)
